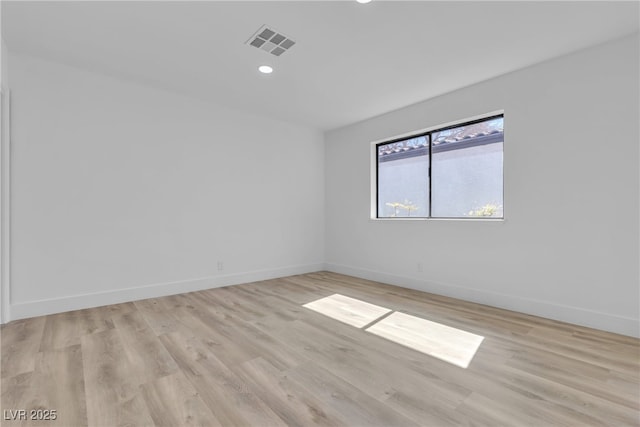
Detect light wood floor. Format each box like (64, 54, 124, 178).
(1, 272, 639, 426)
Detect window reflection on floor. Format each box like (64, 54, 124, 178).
(303, 294, 484, 368)
(366, 311, 484, 368)
(302, 293, 391, 328)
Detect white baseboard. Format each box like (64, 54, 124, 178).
(8, 262, 638, 339)
(325, 263, 640, 338)
(8, 263, 324, 322)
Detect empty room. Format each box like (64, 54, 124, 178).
(1, 1, 638, 426)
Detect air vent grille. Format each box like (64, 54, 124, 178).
(246, 25, 296, 57)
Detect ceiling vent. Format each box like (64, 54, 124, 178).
(246, 25, 296, 57)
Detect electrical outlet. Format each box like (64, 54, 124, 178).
(217, 261, 224, 271)
(417, 262, 423, 273)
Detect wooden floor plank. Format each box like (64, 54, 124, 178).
(140, 371, 221, 427)
(1, 317, 46, 350)
(253, 315, 473, 409)
(286, 361, 420, 427)
(38, 312, 82, 352)
(80, 329, 155, 426)
(1, 338, 42, 380)
(159, 332, 286, 427)
(233, 356, 347, 426)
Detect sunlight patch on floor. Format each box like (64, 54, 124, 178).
(303, 294, 484, 368)
(302, 294, 392, 328)
(366, 311, 484, 368)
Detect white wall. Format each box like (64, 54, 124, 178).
(325, 34, 640, 337)
(7, 53, 324, 320)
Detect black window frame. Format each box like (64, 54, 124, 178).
(375, 113, 504, 219)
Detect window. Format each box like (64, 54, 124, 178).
(376, 114, 503, 219)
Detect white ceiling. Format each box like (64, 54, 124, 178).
(2, 1, 639, 130)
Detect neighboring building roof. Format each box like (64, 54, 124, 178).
(378, 117, 504, 162)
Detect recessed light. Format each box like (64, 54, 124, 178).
(356, 0, 372, 3)
(258, 65, 273, 74)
